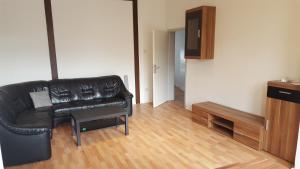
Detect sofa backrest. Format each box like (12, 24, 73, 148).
(0, 76, 125, 124)
(49, 75, 124, 104)
(0, 81, 49, 124)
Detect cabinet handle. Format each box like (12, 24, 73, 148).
(265, 120, 269, 131)
(198, 29, 201, 38)
(278, 91, 292, 95)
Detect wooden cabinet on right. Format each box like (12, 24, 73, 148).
(264, 81, 300, 163)
(185, 6, 216, 60)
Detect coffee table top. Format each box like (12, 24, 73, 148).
(70, 107, 127, 123)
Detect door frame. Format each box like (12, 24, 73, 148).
(44, 0, 141, 104)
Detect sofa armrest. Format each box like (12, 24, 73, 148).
(118, 88, 133, 116)
(0, 119, 51, 136)
(0, 122, 51, 166)
(8, 125, 51, 135)
(118, 88, 133, 99)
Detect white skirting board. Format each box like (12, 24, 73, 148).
(0, 146, 3, 169)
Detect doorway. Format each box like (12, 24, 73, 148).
(152, 29, 186, 108)
(173, 29, 186, 106)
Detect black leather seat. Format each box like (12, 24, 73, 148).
(0, 75, 133, 167)
(50, 75, 133, 127)
(16, 109, 53, 129)
(53, 97, 126, 114)
(72, 97, 127, 108)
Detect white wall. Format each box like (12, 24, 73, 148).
(1, 0, 298, 113)
(288, 0, 300, 81)
(166, 0, 300, 115)
(0, 0, 168, 105)
(174, 30, 186, 91)
(0, 0, 51, 86)
(51, 0, 135, 100)
(51, 0, 170, 104)
(138, 0, 167, 103)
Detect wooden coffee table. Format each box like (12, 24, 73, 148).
(70, 107, 128, 146)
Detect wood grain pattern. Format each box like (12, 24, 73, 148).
(264, 98, 282, 154)
(216, 157, 289, 169)
(7, 102, 291, 169)
(192, 105, 208, 126)
(201, 6, 216, 59)
(174, 86, 184, 106)
(234, 123, 260, 141)
(192, 102, 265, 150)
(44, 0, 58, 80)
(264, 97, 300, 163)
(185, 6, 216, 60)
(131, 0, 141, 104)
(193, 102, 265, 127)
(268, 81, 300, 92)
(234, 122, 264, 150)
(234, 133, 260, 150)
(279, 101, 300, 162)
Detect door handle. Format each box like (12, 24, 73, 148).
(153, 65, 160, 73)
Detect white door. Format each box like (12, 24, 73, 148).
(295, 124, 300, 169)
(153, 30, 169, 107)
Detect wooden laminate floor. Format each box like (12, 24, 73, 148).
(174, 86, 184, 106)
(8, 102, 292, 169)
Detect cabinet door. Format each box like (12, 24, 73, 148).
(185, 10, 202, 57)
(264, 98, 282, 156)
(265, 98, 300, 163)
(279, 101, 300, 162)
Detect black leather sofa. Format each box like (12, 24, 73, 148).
(0, 75, 133, 166)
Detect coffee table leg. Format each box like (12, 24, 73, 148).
(71, 118, 75, 136)
(115, 117, 119, 128)
(125, 114, 129, 135)
(76, 122, 81, 146)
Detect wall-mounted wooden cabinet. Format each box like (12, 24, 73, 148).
(185, 6, 216, 60)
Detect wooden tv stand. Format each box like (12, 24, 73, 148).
(192, 102, 265, 150)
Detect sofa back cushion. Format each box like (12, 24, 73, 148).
(49, 75, 123, 104)
(0, 81, 49, 124)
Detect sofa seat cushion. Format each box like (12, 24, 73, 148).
(53, 97, 126, 118)
(53, 103, 81, 113)
(16, 109, 52, 129)
(73, 97, 127, 108)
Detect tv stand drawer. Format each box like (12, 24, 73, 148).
(234, 132, 260, 150)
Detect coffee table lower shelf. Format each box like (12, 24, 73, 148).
(70, 107, 129, 146)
